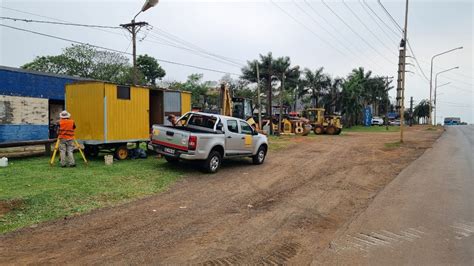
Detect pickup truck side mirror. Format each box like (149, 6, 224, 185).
(252, 129, 259, 135)
(216, 123, 223, 131)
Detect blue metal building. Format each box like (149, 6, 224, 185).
(0, 66, 88, 143)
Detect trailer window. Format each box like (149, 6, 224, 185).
(117, 86, 131, 100)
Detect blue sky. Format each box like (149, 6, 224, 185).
(1, 0, 472, 122)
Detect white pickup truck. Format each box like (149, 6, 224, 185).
(150, 112, 269, 173)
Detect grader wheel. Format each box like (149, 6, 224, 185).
(326, 126, 336, 135)
(314, 126, 324, 135)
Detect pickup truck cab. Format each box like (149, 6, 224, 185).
(150, 112, 268, 173)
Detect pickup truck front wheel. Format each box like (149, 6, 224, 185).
(252, 145, 267, 165)
(204, 151, 222, 173)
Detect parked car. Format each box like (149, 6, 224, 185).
(389, 119, 401, 126)
(150, 112, 269, 173)
(371, 116, 384, 126)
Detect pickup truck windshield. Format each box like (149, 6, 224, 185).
(187, 114, 218, 129)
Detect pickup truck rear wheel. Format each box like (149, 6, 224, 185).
(204, 151, 221, 173)
(252, 145, 267, 165)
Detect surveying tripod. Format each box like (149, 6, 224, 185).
(49, 138, 88, 166)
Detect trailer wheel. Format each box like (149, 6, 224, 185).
(114, 145, 129, 160)
(314, 126, 324, 135)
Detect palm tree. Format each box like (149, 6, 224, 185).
(241, 52, 300, 117)
(414, 99, 430, 124)
(300, 67, 331, 108)
(322, 77, 343, 113)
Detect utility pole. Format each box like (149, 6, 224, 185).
(409, 96, 413, 126)
(399, 0, 409, 143)
(268, 64, 273, 135)
(256, 63, 262, 130)
(121, 20, 148, 85)
(278, 74, 285, 135)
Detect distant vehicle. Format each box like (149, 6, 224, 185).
(389, 119, 401, 126)
(150, 112, 268, 173)
(371, 117, 384, 126)
(444, 117, 461, 125)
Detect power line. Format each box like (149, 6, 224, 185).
(149, 27, 245, 67)
(269, 0, 348, 57)
(0, 24, 240, 76)
(145, 33, 243, 68)
(0, 6, 125, 37)
(292, 0, 352, 55)
(377, 0, 404, 33)
(358, 0, 398, 44)
(342, 1, 397, 55)
(321, 0, 395, 65)
(0, 16, 121, 29)
(406, 41, 430, 82)
(362, 0, 401, 37)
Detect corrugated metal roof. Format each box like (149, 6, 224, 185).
(0, 65, 92, 81)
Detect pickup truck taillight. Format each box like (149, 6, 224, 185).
(188, 135, 197, 150)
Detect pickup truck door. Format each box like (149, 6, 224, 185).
(239, 120, 255, 154)
(225, 119, 245, 155)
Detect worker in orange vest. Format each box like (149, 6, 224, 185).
(57, 111, 76, 167)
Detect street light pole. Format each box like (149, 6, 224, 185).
(120, 0, 159, 85)
(428, 46, 463, 124)
(434, 67, 458, 125)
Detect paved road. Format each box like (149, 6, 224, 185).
(318, 126, 474, 265)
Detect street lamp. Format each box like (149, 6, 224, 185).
(429, 46, 463, 124)
(434, 67, 458, 125)
(121, 0, 159, 85)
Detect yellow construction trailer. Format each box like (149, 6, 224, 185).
(66, 81, 191, 159)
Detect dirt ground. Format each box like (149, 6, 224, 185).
(0, 126, 442, 264)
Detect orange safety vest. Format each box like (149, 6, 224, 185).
(58, 119, 75, 140)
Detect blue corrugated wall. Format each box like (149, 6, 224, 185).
(0, 69, 80, 100)
(0, 125, 49, 142)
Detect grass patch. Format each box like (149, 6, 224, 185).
(343, 125, 399, 133)
(0, 154, 184, 234)
(384, 141, 402, 148)
(268, 135, 295, 151)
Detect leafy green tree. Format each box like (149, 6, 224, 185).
(137, 54, 166, 86)
(22, 44, 132, 84)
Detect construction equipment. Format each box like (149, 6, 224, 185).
(270, 107, 311, 136)
(302, 108, 342, 135)
(219, 83, 260, 130)
(49, 138, 88, 166)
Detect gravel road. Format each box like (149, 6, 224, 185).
(0, 126, 442, 264)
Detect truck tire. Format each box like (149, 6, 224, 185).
(252, 145, 267, 165)
(204, 150, 222, 173)
(164, 156, 179, 163)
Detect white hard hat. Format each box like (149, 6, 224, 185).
(59, 110, 71, 119)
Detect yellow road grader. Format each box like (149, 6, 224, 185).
(302, 108, 342, 135)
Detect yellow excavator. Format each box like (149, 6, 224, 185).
(219, 83, 259, 130)
(302, 108, 342, 135)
